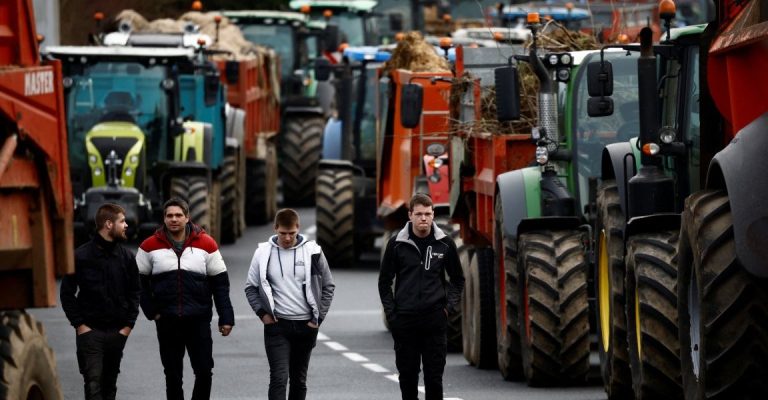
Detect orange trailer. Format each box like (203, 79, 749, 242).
(0, 0, 71, 397)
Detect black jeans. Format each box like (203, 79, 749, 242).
(390, 309, 448, 400)
(155, 316, 214, 400)
(76, 328, 128, 400)
(264, 319, 319, 400)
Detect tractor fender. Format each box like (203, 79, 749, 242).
(496, 169, 529, 243)
(284, 105, 324, 116)
(225, 105, 245, 144)
(626, 213, 681, 239)
(321, 117, 343, 160)
(706, 111, 768, 277)
(600, 140, 636, 217)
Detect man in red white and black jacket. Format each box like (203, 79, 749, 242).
(136, 197, 234, 400)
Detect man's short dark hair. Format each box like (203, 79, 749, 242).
(95, 203, 125, 230)
(274, 208, 300, 228)
(409, 193, 433, 210)
(163, 197, 189, 217)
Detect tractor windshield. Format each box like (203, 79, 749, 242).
(309, 11, 368, 46)
(241, 23, 296, 77)
(572, 51, 640, 207)
(64, 61, 171, 179)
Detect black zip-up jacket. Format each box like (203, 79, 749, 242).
(60, 234, 141, 330)
(378, 222, 465, 320)
(135, 224, 235, 326)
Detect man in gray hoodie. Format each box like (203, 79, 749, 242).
(245, 208, 335, 400)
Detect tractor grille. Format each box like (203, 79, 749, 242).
(90, 137, 139, 165)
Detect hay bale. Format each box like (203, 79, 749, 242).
(382, 31, 450, 74)
(115, 9, 149, 32)
(146, 18, 185, 33)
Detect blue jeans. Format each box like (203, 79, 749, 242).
(263, 319, 318, 400)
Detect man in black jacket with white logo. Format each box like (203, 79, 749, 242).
(378, 194, 465, 400)
(61, 203, 141, 400)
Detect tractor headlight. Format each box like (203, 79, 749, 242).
(89, 154, 98, 164)
(548, 54, 559, 65)
(93, 167, 102, 176)
(161, 78, 175, 90)
(560, 54, 572, 65)
(130, 155, 139, 164)
(659, 127, 676, 144)
(125, 167, 133, 177)
(557, 68, 570, 82)
(536, 146, 549, 165)
(62, 77, 74, 88)
(433, 158, 444, 168)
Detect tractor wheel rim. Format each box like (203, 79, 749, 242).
(598, 230, 611, 353)
(689, 269, 701, 380)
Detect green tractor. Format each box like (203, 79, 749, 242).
(586, 23, 705, 399)
(47, 45, 235, 243)
(223, 10, 335, 206)
(488, 25, 641, 384)
(289, 0, 382, 47)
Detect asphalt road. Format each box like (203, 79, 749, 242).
(32, 208, 606, 400)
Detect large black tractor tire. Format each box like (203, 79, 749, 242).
(463, 248, 498, 369)
(0, 311, 62, 400)
(595, 180, 633, 398)
(316, 167, 355, 269)
(625, 231, 682, 399)
(677, 190, 768, 400)
(435, 219, 464, 353)
(494, 198, 524, 380)
(219, 152, 238, 244)
(170, 175, 211, 233)
(245, 151, 278, 226)
(280, 116, 323, 207)
(517, 230, 590, 387)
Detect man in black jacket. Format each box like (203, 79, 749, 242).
(136, 198, 234, 400)
(61, 203, 141, 400)
(378, 194, 465, 400)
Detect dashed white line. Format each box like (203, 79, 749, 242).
(317, 332, 330, 341)
(362, 363, 390, 373)
(323, 341, 348, 351)
(342, 352, 369, 362)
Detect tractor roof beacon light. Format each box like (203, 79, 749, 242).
(300, 4, 311, 14)
(395, 32, 405, 42)
(192, 1, 203, 11)
(324, 9, 333, 21)
(659, 0, 677, 41)
(439, 37, 452, 59)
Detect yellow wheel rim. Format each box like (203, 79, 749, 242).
(635, 285, 642, 356)
(599, 230, 611, 353)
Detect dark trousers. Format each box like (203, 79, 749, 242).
(76, 328, 128, 400)
(264, 319, 319, 400)
(156, 316, 214, 400)
(390, 309, 448, 400)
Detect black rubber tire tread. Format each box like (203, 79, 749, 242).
(435, 218, 463, 353)
(315, 168, 355, 268)
(219, 152, 238, 244)
(677, 190, 768, 400)
(245, 159, 268, 226)
(280, 116, 323, 206)
(470, 247, 498, 369)
(625, 231, 682, 399)
(518, 230, 590, 387)
(0, 311, 62, 400)
(595, 179, 633, 398)
(461, 246, 475, 364)
(494, 197, 524, 380)
(170, 175, 210, 233)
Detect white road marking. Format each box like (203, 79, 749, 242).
(317, 332, 330, 341)
(323, 341, 348, 351)
(342, 352, 369, 362)
(362, 363, 389, 373)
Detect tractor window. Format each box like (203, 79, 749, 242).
(313, 11, 367, 46)
(684, 46, 701, 191)
(63, 62, 170, 174)
(572, 51, 639, 209)
(241, 24, 296, 78)
(359, 64, 381, 161)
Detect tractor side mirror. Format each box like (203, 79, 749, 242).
(400, 83, 423, 129)
(204, 73, 220, 107)
(314, 58, 332, 81)
(495, 65, 521, 122)
(389, 13, 404, 32)
(587, 61, 613, 96)
(587, 60, 614, 117)
(323, 25, 340, 53)
(588, 97, 614, 117)
(225, 61, 239, 85)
